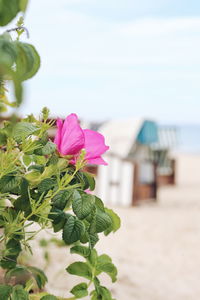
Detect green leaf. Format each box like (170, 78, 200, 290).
(97, 263, 117, 283)
(40, 295, 58, 300)
(95, 197, 105, 210)
(83, 172, 95, 191)
(62, 216, 85, 244)
(19, 0, 28, 11)
(35, 141, 56, 156)
(70, 282, 88, 298)
(87, 249, 98, 266)
(12, 285, 29, 300)
(0, 284, 12, 299)
(0, 0, 20, 26)
(22, 154, 32, 166)
(27, 266, 48, 289)
(48, 208, 69, 233)
(72, 190, 95, 220)
(91, 286, 114, 300)
(38, 178, 56, 193)
(96, 255, 117, 283)
(5, 266, 30, 283)
(12, 122, 38, 142)
(52, 189, 73, 210)
(88, 232, 99, 248)
(6, 238, 21, 256)
(14, 42, 40, 81)
(14, 179, 31, 213)
(28, 164, 44, 173)
(0, 35, 17, 67)
(70, 245, 90, 258)
(66, 262, 92, 280)
(0, 255, 17, 269)
(0, 175, 21, 193)
(95, 209, 112, 233)
(104, 208, 121, 236)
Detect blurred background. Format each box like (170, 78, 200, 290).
(4, 0, 200, 299)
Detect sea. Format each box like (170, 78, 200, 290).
(174, 124, 200, 154)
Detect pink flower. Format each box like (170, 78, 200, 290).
(54, 113, 109, 165)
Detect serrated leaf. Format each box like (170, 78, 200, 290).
(104, 208, 121, 236)
(95, 209, 112, 233)
(38, 178, 55, 193)
(66, 262, 92, 280)
(35, 141, 56, 156)
(0, 175, 21, 193)
(72, 190, 95, 220)
(52, 189, 73, 210)
(48, 208, 70, 232)
(62, 216, 84, 244)
(12, 122, 38, 142)
(88, 232, 99, 248)
(70, 282, 88, 298)
(0, 284, 12, 299)
(70, 245, 90, 258)
(12, 285, 29, 300)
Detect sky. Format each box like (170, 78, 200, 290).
(6, 0, 200, 123)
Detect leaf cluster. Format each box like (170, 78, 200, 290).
(0, 112, 120, 299)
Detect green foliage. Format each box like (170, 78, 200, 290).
(0, 3, 121, 299)
(72, 190, 95, 220)
(12, 122, 38, 142)
(0, 31, 40, 107)
(70, 283, 88, 298)
(0, 0, 21, 26)
(66, 262, 93, 280)
(62, 216, 85, 244)
(104, 208, 121, 236)
(52, 189, 73, 210)
(0, 284, 13, 299)
(14, 42, 40, 81)
(12, 285, 29, 300)
(26, 266, 48, 289)
(40, 295, 58, 300)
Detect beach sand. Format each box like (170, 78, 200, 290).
(31, 153, 200, 300)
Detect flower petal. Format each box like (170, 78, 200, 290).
(60, 113, 85, 155)
(86, 156, 108, 165)
(54, 119, 63, 152)
(83, 129, 109, 161)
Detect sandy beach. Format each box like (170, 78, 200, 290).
(31, 153, 200, 300)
